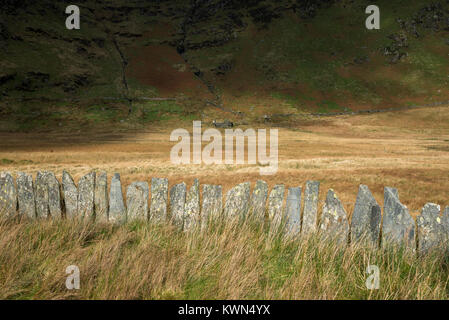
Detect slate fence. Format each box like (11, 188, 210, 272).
(1, 171, 448, 254)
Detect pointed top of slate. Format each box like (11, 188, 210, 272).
(109, 173, 126, 224)
(351, 184, 381, 244)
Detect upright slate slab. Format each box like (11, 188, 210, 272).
(170, 182, 187, 229)
(351, 185, 381, 244)
(150, 177, 168, 222)
(382, 187, 415, 248)
(46, 172, 61, 218)
(285, 187, 302, 236)
(201, 184, 222, 229)
(224, 182, 250, 218)
(0, 172, 17, 217)
(62, 170, 78, 218)
(417, 203, 443, 253)
(184, 179, 200, 230)
(267, 184, 285, 231)
(95, 171, 108, 222)
(443, 207, 449, 248)
(249, 180, 268, 220)
(319, 189, 349, 243)
(302, 180, 320, 235)
(17, 172, 35, 219)
(109, 173, 126, 223)
(126, 181, 149, 221)
(77, 172, 95, 220)
(34, 171, 50, 219)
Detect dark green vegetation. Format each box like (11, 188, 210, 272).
(1, 0, 449, 131)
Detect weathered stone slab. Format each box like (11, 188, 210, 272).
(46, 172, 61, 219)
(350, 185, 381, 244)
(319, 189, 349, 243)
(170, 182, 186, 228)
(109, 173, 126, 223)
(224, 182, 250, 218)
(62, 170, 77, 218)
(150, 177, 168, 222)
(184, 179, 200, 230)
(77, 172, 95, 220)
(285, 187, 301, 236)
(267, 184, 285, 230)
(201, 184, 222, 229)
(126, 181, 149, 221)
(302, 180, 320, 235)
(417, 203, 444, 253)
(0, 172, 17, 217)
(249, 180, 268, 220)
(95, 171, 108, 222)
(17, 172, 36, 219)
(35, 171, 50, 219)
(443, 207, 449, 248)
(382, 187, 415, 248)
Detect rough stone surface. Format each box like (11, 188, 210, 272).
(224, 182, 250, 218)
(0, 172, 17, 217)
(17, 172, 35, 219)
(351, 185, 381, 244)
(417, 203, 443, 253)
(95, 171, 108, 222)
(201, 184, 222, 229)
(46, 172, 61, 218)
(150, 177, 168, 222)
(267, 184, 285, 230)
(184, 179, 200, 230)
(382, 187, 415, 248)
(302, 180, 320, 235)
(34, 171, 50, 219)
(62, 170, 77, 218)
(109, 173, 126, 223)
(170, 182, 186, 229)
(443, 207, 449, 248)
(77, 172, 95, 220)
(126, 181, 149, 221)
(250, 180, 268, 220)
(285, 187, 301, 236)
(320, 189, 349, 243)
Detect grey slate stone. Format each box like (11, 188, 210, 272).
(302, 180, 320, 235)
(201, 184, 222, 229)
(267, 184, 285, 231)
(34, 171, 50, 219)
(285, 187, 302, 236)
(249, 180, 268, 220)
(224, 182, 250, 218)
(62, 170, 78, 218)
(109, 173, 126, 223)
(0, 172, 17, 217)
(77, 172, 95, 220)
(184, 179, 200, 230)
(351, 185, 381, 244)
(319, 189, 349, 243)
(382, 187, 415, 248)
(170, 182, 186, 229)
(150, 177, 168, 222)
(417, 203, 444, 253)
(95, 171, 108, 222)
(443, 207, 449, 249)
(17, 172, 36, 219)
(46, 172, 62, 219)
(127, 181, 149, 221)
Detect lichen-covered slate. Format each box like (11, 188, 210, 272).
(443, 207, 449, 249)
(77, 172, 95, 220)
(417, 203, 444, 253)
(127, 181, 149, 221)
(34, 171, 50, 219)
(285, 187, 301, 236)
(201, 184, 222, 229)
(62, 170, 77, 218)
(302, 180, 320, 235)
(224, 182, 250, 218)
(0, 172, 17, 217)
(320, 189, 349, 243)
(17, 172, 35, 219)
(46, 172, 61, 218)
(382, 187, 415, 248)
(109, 173, 126, 223)
(351, 185, 381, 244)
(170, 182, 186, 228)
(267, 184, 285, 230)
(150, 177, 168, 222)
(184, 179, 200, 230)
(95, 171, 108, 222)
(249, 180, 268, 220)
